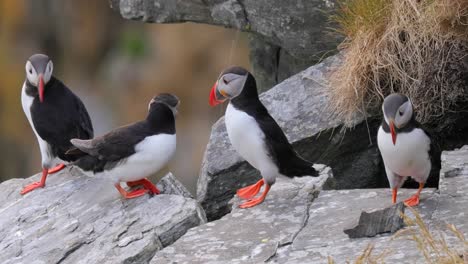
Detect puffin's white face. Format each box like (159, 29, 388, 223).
(382, 95, 413, 129)
(382, 93, 414, 145)
(209, 71, 248, 106)
(148, 93, 180, 116)
(25, 60, 53, 87)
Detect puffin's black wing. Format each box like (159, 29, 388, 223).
(250, 103, 318, 177)
(31, 77, 93, 161)
(74, 122, 149, 161)
(69, 122, 149, 173)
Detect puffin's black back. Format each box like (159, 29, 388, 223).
(231, 73, 318, 177)
(71, 103, 175, 173)
(27, 76, 94, 161)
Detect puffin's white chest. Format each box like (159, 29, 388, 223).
(377, 126, 431, 179)
(98, 133, 176, 183)
(21, 82, 55, 167)
(225, 103, 277, 173)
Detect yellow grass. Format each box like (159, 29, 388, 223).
(329, 0, 468, 128)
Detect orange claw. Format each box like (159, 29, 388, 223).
(126, 179, 160, 195)
(404, 182, 424, 207)
(21, 168, 48, 195)
(239, 184, 271, 209)
(115, 183, 148, 199)
(392, 188, 398, 204)
(404, 194, 420, 207)
(236, 179, 264, 200)
(48, 164, 66, 174)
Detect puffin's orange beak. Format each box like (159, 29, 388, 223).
(209, 81, 224, 107)
(38, 74, 44, 103)
(389, 120, 397, 145)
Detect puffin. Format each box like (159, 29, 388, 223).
(66, 93, 179, 199)
(377, 93, 432, 206)
(209, 66, 318, 208)
(21, 54, 94, 195)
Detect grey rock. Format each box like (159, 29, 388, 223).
(270, 188, 439, 263)
(248, 34, 326, 93)
(151, 166, 332, 263)
(343, 202, 405, 239)
(0, 167, 206, 264)
(110, 0, 342, 60)
(197, 55, 390, 221)
(156, 172, 193, 199)
(152, 148, 468, 263)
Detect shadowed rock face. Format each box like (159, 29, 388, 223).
(343, 202, 405, 238)
(0, 168, 206, 263)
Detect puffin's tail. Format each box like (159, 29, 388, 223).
(280, 154, 318, 177)
(64, 146, 87, 160)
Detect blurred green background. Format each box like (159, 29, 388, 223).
(0, 0, 250, 194)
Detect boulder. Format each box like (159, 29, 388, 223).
(0, 167, 206, 264)
(151, 165, 333, 263)
(109, 0, 343, 91)
(150, 146, 468, 263)
(197, 55, 392, 221)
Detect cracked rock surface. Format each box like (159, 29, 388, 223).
(151, 146, 468, 263)
(0, 168, 206, 264)
(151, 165, 332, 263)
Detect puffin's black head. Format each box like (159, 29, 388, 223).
(148, 93, 180, 115)
(209, 66, 250, 106)
(382, 93, 414, 145)
(25, 54, 53, 103)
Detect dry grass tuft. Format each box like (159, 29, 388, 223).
(329, 0, 468, 129)
(395, 206, 467, 263)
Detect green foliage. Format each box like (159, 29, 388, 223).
(119, 30, 147, 59)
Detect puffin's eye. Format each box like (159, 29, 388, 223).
(223, 78, 228, 85)
(29, 69, 32, 74)
(399, 110, 404, 116)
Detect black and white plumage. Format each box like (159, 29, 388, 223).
(209, 66, 318, 208)
(67, 93, 179, 199)
(377, 93, 432, 206)
(21, 54, 93, 195)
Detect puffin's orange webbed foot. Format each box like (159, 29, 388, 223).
(48, 164, 66, 174)
(115, 183, 148, 199)
(20, 168, 48, 195)
(237, 179, 264, 200)
(126, 179, 160, 195)
(238, 184, 270, 209)
(20, 181, 45, 195)
(404, 194, 420, 207)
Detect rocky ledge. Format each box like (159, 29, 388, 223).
(153, 147, 468, 263)
(0, 168, 205, 264)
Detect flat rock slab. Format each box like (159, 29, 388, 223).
(272, 188, 438, 263)
(152, 166, 332, 263)
(0, 167, 206, 264)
